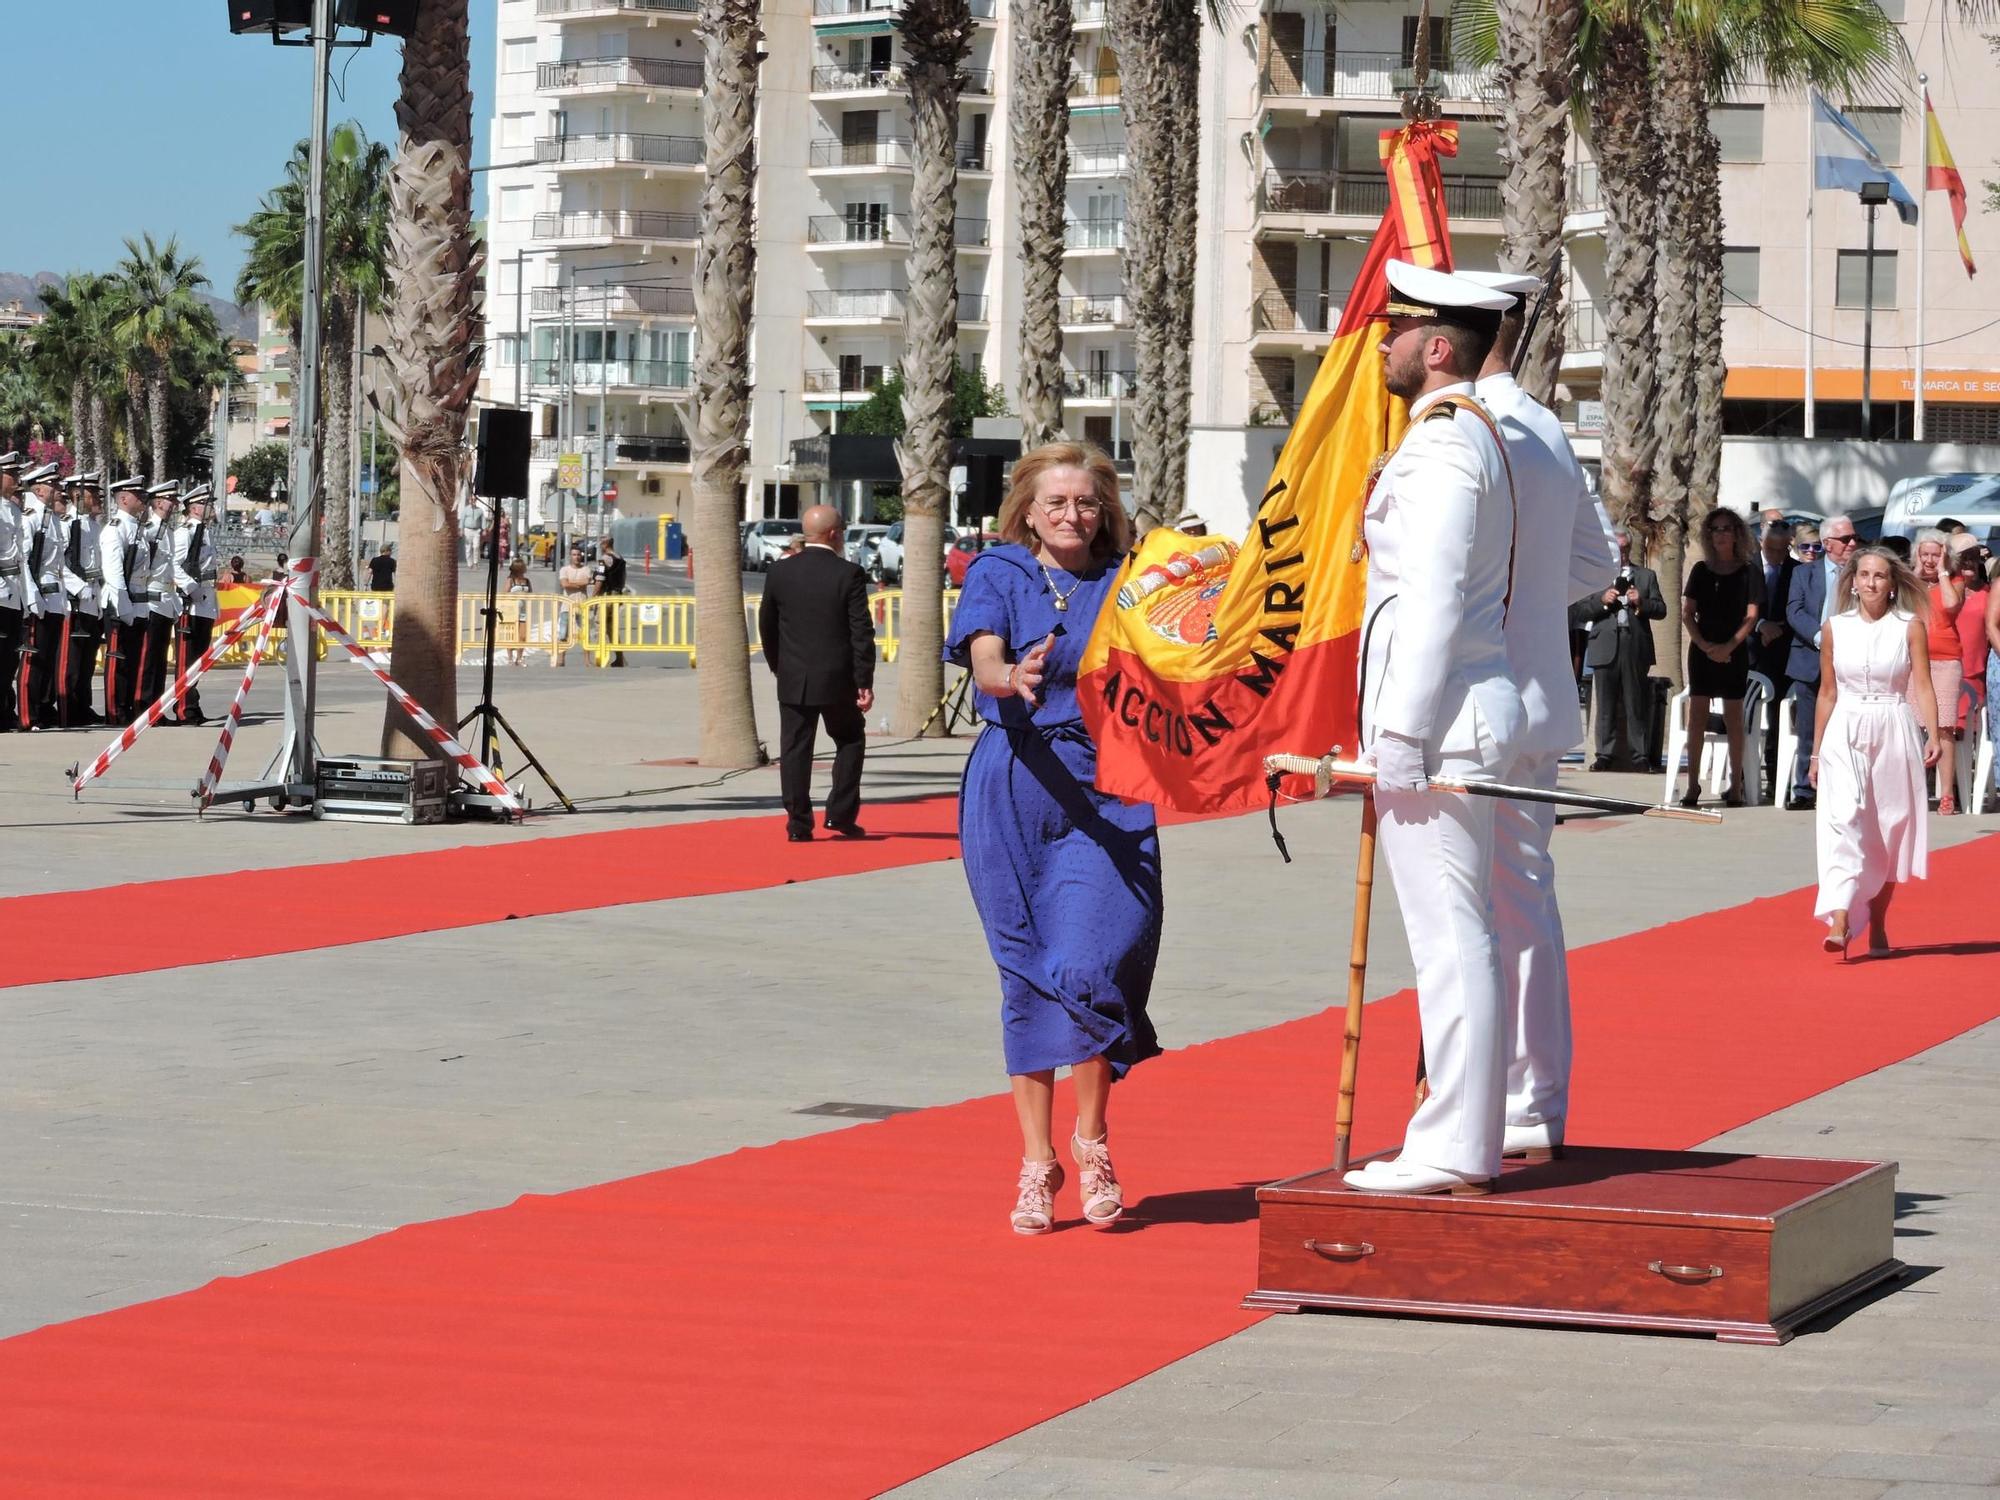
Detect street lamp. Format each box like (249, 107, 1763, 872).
(1858, 179, 1891, 439)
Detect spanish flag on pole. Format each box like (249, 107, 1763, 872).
(1079, 119, 1463, 813)
(1924, 90, 1976, 278)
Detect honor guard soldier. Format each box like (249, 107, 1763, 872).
(1460, 268, 1620, 1165)
(1345, 261, 1525, 1197)
(61, 472, 107, 726)
(172, 486, 220, 724)
(139, 481, 181, 712)
(0, 453, 31, 731)
(19, 463, 69, 728)
(100, 475, 150, 724)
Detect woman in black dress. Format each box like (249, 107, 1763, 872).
(1679, 507, 1762, 808)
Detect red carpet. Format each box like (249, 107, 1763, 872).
(1, 836, 1995, 1497)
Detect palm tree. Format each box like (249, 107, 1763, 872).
(1011, 0, 1074, 448)
(30, 280, 92, 466)
(235, 123, 392, 589)
(380, 0, 483, 759)
(891, 0, 975, 738)
(110, 234, 217, 484)
(690, 0, 765, 767)
(1105, 0, 1200, 527)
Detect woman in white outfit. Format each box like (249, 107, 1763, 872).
(1811, 546, 1939, 959)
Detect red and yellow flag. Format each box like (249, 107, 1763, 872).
(1078, 120, 1462, 813)
(1925, 91, 1976, 278)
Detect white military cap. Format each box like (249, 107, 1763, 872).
(109, 475, 147, 494)
(21, 462, 60, 486)
(0, 451, 24, 473)
(146, 480, 180, 500)
(62, 470, 104, 491)
(181, 485, 213, 506)
(1172, 508, 1208, 531)
(1457, 269, 1543, 299)
(1384, 260, 1512, 329)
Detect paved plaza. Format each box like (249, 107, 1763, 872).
(3, 662, 1997, 1498)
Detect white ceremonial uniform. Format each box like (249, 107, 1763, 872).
(25, 504, 68, 619)
(1362, 381, 1526, 1181)
(61, 511, 104, 619)
(146, 518, 181, 622)
(0, 495, 33, 614)
(172, 520, 220, 619)
(1475, 371, 1618, 1137)
(100, 511, 145, 623)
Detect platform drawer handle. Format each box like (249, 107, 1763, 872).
(1304, 1239, 1374, 1260)
(1648, 1260, 1723, 1282)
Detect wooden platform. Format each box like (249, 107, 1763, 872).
(1245, 1147, 1902, 1344)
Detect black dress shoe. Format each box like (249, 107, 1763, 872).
(1590, 758, 1613, 772)
(787, 828, 815, 843)
(825, 822, 867, 839)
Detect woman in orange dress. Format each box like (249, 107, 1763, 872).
(1913, 529, 1966, 813)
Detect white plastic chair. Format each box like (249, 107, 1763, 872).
(1775, 689, 1803, 806)
(1662, 671, 1771, 805)
(1958, 683, 1992, 814)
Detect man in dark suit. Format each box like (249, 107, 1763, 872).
(758, 505, 876, 842)
(1570, 528, 1668, 770)
(1782, 514, 1858, 809)
(1749, 519, 1798, 793)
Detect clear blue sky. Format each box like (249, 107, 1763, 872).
(0, 3, 496, 298)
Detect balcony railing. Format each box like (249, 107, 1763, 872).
(539, 0, 697, 14)
(1566, 160, 1602, 213)
(1074, 0, 1108, 22)
(1252, 289, 1334, 335)
(1564, 300, 1605, 353)
(615, 435, 692, 464)
(1258, 169, 1503, 221)
(538, 57, 703, 92)
(806, 288, 906, 319)
(536, 133, 705, 168)
(533, 209, 699, 242)
(958, 293, 989, 322)
(1069, 72, 1121, 101)
(809, 136, 913, 169)
(527, 359, 693, 390)
(1248, 399, 1298, 427)
(532, 282, 696, 318)
(1259, 48, 1499, 103)
(1058, 294, 1131, 327)
(811, 0, 994, 15)
(806, 214, 990, 246)
(1064, 217, 1125, 250)
(803, 366, 887, 395)
(1061, 370, 1137, 400)
(1067, 143, 1129, 176)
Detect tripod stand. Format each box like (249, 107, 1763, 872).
(918, 667, 980, 738)
(456, 497, 576, 815)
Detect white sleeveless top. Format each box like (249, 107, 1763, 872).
(1827, 608, 1914, 701)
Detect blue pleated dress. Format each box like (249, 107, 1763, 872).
(945, 544, 1163, 1079)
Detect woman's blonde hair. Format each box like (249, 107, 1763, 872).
(1696, 506, 1754, 569)
(1836, 544, 1927, 617)
(995, 442, 1132, 563)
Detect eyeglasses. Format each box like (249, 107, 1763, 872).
(1824, 534, 1857, 547)
(1036, 497, 1104, 518)
(1704, 523, 1734, 534)
(1796, 543, 1824, 556)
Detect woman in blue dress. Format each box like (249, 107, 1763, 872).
(945, 442, 1162, 1235)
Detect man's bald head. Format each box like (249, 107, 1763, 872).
(802, 505, 842, 544)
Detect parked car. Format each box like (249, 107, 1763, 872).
(844, 523, 891, 566)
(869, 520, 959, 584)
(740, 518, 804, 570)
(1883, 473, 2000, 545)
(946, 531, 1005, 587)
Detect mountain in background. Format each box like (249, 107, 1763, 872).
(0, 270, 257, 342)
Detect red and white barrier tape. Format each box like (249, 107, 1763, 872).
(194, 596, 284, 809)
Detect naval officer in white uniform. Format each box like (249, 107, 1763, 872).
(1461, 269, 1619, 1162)
(1345, 261, 1523, 1196)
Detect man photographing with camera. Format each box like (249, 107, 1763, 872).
(1573, 529, 1667, 771)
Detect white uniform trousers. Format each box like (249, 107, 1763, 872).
(1375, 734, 1507, 1181)
(1491, 748, 1571, 1132)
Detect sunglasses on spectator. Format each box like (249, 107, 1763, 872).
(1797, 542, 1824, 555)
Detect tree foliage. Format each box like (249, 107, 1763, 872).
(230, 440, 291, 501)
(843, 360, 1009, 438)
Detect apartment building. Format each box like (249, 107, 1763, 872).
(481, 0, 1997, 531)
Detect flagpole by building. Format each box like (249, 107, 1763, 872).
(1915, 74, 1929, 441)
(1803, 100, 1816, 439)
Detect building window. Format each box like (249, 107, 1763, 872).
(1707, 104, 1764, 163)
(499, 185, 533, 222)
(500, 112, 535, 151)
(1835, 249, 1897, 309)
(1845, 106, 1902, 166)
(502, 37, 535, 73)
(1873, 0, 1904, 18)
(1400, 14, 1449, 66)
(1721, 246, 1759, 305)
(493, 335, 520, 369)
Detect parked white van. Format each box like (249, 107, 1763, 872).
(1882, 473, 2000, 542)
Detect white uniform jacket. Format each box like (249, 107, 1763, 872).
(0, 498, 33, 613)
(145, 519, 181, 620)
(24, 504, 68, 618)
(1361, 382, 1526, 762)
(1475, 372, 1619, 758)
(61, 513, 104, 618)
(173, 521, 220, 620)
(100, 512, 147, 624)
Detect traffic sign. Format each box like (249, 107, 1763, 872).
(602, 481, 619, 505)
(556, 452, 584, 490)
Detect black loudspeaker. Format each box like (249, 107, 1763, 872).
(226, 0, 311, 33)
(474, 408, 532, 501)
(335, 0, 422, 36)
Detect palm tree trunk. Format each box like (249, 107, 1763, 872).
(319, 295, 357, 590)
(381, 0, 481, 759)
(91, 392, 110, 481)
(892, 0, 973, 737)
(1651, 28, 1700, 629)
(1690, 114, 1725, 506)
(124, 380, 144, 479)
(1107, 0, 1199, 529)
(148, 370, 170, 485)
(1011, 0, 1073, 449)
(1494, 0, 1581, 403)
(691, 0, 764, 768)
(70, 377, 89, 473)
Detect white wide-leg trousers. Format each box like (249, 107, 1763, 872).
(1491, 749, 1571, 1131)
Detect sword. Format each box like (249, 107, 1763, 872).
(1262, 752, 1724, 823)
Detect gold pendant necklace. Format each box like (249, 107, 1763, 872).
(1038, 559, 1082, 612)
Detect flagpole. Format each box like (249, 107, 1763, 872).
(1804, 97, 1816, 439)
(1915, 75, 1928, 442)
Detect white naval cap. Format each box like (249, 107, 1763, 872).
(20, 462, 60, 486)
(181, 485, 213, 507)
(1171, 507, 1208, 531)
(145, 480, 181, 500)
(61, 470, 104, 491)
(0, 451, 24, 473)
(1384, 260, 1512, 328)
(109, 475, 147, 494)
(1457, 269, 1543, 299)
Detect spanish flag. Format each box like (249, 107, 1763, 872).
(1924, 90, 1976, 279)
(1079, 119, 1463, 813)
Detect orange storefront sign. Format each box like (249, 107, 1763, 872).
(1726, 367, 2000, 403)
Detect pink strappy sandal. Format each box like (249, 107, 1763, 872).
(1071, 1132, 1124, 1228)
(1011, 1157, 1064, 1235)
